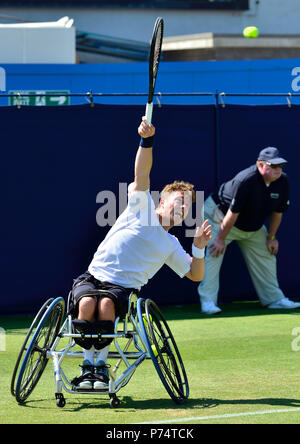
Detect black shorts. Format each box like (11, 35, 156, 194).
(70, 271, 138, 319)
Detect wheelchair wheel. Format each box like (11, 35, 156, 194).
(138, 298, 189, 404)
(15, 297, 65, 404)
(11, 298, 54, 397)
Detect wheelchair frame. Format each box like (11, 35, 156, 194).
(11, 292, 189, 408)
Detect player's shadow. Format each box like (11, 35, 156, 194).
(191, 397, 300, 409)
(60, 396, 300, 412)
(16, 395, 300, 413)
(131, 396, 300, 410)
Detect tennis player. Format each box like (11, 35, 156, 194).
(71, 116, 212, 390)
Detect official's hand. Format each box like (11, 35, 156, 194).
(138, 116, 155, 138)
(193, 220, 212, 249)
(209, 236, 226, 258)
(267, 239, 279, 255)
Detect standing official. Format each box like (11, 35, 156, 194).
(198, 147, 300, 314)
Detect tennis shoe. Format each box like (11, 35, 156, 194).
(201, 300, 222, 315)
(268, 297, 300, 309)
(76, 360, 94, 390)
(94, 360, 110, 391)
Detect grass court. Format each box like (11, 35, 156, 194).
(1, 301, 300, 424)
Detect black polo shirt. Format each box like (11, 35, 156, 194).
(213, 165, 290, 232)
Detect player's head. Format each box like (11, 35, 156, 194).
(157, 180, 195, 228)
(256, 147, 287, 183)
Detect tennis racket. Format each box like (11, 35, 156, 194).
(145, 17, 164, 125)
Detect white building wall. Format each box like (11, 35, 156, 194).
(0, 26, 75, 63)
(0, 0, 300, 42)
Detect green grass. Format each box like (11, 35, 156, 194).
(1, 301, 300, 424)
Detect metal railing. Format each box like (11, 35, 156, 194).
(2, 91, 300, 107)
(2, 90, 300, 188)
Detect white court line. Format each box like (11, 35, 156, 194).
(136, 407, 300, 424)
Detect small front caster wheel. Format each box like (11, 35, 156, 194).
(109, 395, 120, 408)
(55, 393, 66, 408)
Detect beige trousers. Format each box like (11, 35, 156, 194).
(198, 195, 284, 306)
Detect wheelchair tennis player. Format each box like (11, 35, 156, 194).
(70, 116, 212, 391)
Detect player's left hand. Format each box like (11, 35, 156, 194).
(193, 220, 212, 250)
(267, 238, 279, 255)
(138, 116, 155, 138)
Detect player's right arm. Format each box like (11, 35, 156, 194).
(131, 117, 155, 192)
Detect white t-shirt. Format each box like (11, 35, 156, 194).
(88, 187, 192, 290)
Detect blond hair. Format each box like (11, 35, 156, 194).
(160, 180, 196, 203)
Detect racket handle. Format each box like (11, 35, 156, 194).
(145, 102, 153, 125)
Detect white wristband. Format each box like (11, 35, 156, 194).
(192, 244, 205, 259)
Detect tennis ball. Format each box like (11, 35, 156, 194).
(151, 344, 158, 357)
(243, 26, 259, 39)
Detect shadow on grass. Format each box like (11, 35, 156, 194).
(189, 397, 300, 409)
(114, 396, 300, 411)
(14, 395, 183, 412)
(162, 302, 300, 322)
(17, 395, 300, 412)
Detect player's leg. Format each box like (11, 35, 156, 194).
(72, 275, 98, 390)
(93, 297, 116, 391)
(97, 296, 116, 321)
(93, 286, 132, 390)
(78, 296, 97, 321)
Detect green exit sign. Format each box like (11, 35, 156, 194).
(9, 91, 70, 106)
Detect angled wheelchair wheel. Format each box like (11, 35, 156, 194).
(11, 298, 54, 397)
(138, 298, 189, 404)
(15, 297, 65, 404)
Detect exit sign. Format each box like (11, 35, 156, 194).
(9, 90, 70, 106)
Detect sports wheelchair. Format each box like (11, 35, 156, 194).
(11, 291, 189, 408)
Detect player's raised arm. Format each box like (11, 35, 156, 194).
(132, 117, 155, 192)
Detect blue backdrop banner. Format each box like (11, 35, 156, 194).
(0, 103, 298, 314)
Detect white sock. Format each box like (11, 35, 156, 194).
(95, 344, 111, 364)
(83, 346, 95, 364)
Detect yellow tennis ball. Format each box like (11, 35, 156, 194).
(151, 344, 158, 357)
(243, 26, 259, 39)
